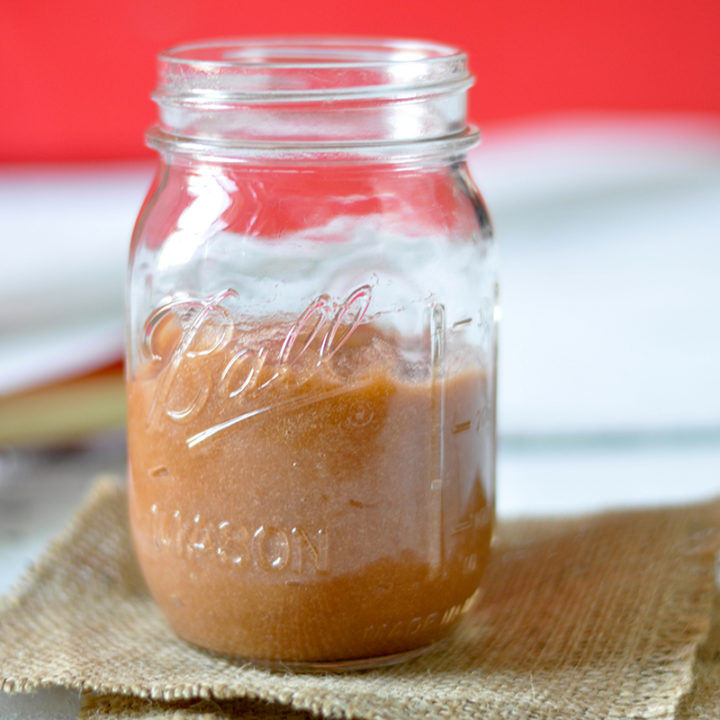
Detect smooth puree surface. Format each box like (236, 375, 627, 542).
(128, 314, 493, 665)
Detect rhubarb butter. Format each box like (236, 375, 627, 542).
(127, 309, 493, 665)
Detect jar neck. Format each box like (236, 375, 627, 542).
(148, 37, 479, 162)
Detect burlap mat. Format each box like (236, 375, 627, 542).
(1, 480, 718, 720)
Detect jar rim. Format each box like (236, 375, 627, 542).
(158, 36, 466, 70)
(154, 36, 472, 103)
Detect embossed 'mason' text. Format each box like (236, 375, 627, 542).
(148, 504, 329, 574)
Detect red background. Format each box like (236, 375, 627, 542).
(2, 0, 719, 162)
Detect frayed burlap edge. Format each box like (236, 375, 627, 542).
(676, 587, 720, 720)
(79, 692, 318, 720)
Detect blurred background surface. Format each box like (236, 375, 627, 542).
(1, 2, 719, 714)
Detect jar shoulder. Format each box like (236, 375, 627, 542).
(131, 161, 493, 255)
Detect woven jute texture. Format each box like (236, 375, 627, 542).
(1, 480, 718, 720)
(675, 589, 720, 720)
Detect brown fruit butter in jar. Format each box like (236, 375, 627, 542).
(127, 38, 497, 670)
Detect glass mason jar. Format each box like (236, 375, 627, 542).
(127, 37, 497, 670)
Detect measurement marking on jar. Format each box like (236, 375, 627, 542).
(477, 299, 495, 343)
(451, 317, 473, 330)
(463, 553, 478, 574)
(428, 302, 446, 580)
(452, 507, 492, 536)
(474, 405, 491, 433)
(452, 420, 471, 434)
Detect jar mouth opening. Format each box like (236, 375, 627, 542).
(159, 36, 466, 70)
(155, 37, 471, 102)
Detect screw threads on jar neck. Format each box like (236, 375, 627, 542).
(148, 37, 479, 159)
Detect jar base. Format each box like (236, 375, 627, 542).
(191, 637, 448, 673)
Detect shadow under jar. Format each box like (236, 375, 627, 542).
(127, 37, 498, 670)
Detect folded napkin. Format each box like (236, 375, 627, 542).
(1, 479, 718, 720)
